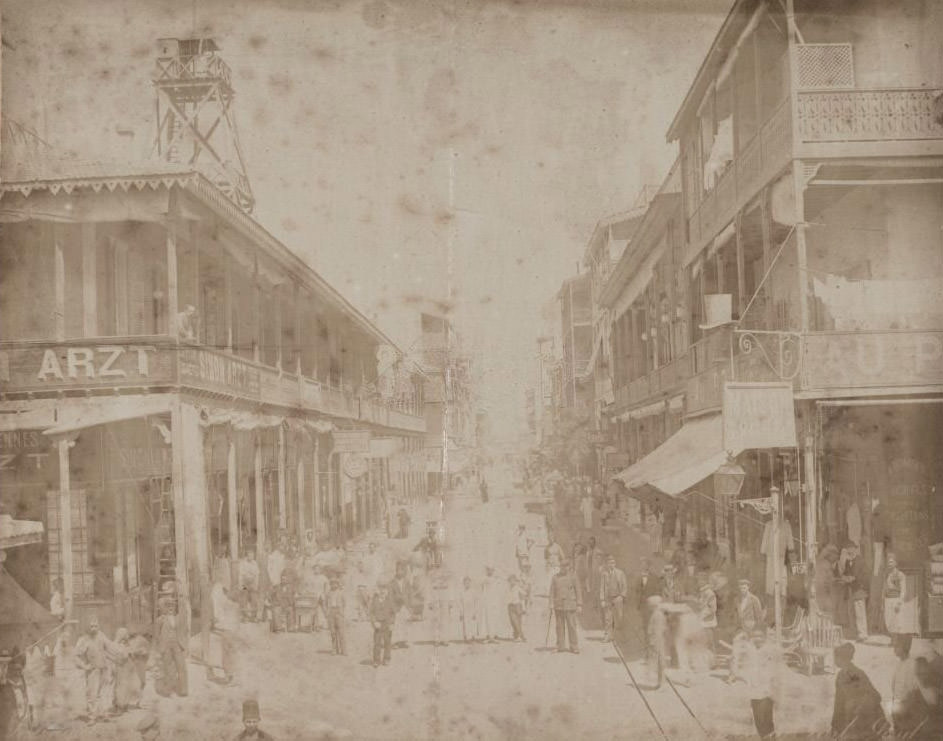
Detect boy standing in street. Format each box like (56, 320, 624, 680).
(370, 582, 397, 667)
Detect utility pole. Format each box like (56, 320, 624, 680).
(771, 484, 783, 646)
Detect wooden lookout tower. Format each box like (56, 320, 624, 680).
(153, 37, 254, 212)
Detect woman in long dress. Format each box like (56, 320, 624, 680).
(480, 567, 503, 642)
(458, 576, 480, 642)
(112, 628, 141, 711)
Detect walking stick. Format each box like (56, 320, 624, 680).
(545, 608, 553, 647)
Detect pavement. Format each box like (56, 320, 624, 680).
(19, 485, 922, 739)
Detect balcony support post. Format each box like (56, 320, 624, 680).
(82, 224, 98, 337)
(793, 164, 810, 333)
(760, 187, 773, 328)
(53, 225, 65, 342)
(735, 212, 746, 318)
(254, 433, 265, 563)
(277, 425, 288, 532)
(224, 250, 233, 353)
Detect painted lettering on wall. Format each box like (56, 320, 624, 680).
(35, 346, 149, 381)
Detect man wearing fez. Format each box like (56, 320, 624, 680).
(235, 699, 273, 740)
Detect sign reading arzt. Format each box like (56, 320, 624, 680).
(0, 345, 160, 390)
(35, 346, 150, 380)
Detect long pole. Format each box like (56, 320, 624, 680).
(772, 485, 782, 646)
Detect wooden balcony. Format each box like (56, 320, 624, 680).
(0, 337, 425, 432)
(687, 97, 793, 252)
(612, 351, 691, 413)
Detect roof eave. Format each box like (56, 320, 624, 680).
(666, 0, 757, 143)
(597, 193, 681, 308)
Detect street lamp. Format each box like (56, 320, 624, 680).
(713, 453, 746, 501)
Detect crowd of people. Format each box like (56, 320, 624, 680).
(536, 465, 943, 740)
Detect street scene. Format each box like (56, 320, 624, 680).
(1, 0, 943, 739)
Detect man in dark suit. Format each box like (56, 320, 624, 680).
(634, 558, 661, 645)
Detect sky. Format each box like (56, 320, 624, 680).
(2, 0, 729, 442)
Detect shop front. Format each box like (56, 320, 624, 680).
(816, 399, 943, 637)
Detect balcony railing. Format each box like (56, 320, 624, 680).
(0, 336, 424, 431)
(797, 88, 943, 143)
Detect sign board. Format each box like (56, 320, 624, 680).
(723, 382, 797, 451)
(178, 347, 261, 398)
(368, 437, 402, 459)
(0, 344, 172, 392)
(343, 453, 368, 479)
(802, 331, 943, 390)
(331, 430, 370, 454)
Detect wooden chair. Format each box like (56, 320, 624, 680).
(780, 606, 806, 666)
(801, 612, 844, 676)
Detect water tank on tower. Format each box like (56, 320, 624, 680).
(153, 37, 254, 212)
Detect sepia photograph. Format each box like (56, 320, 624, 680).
(1, 0, 942, 738)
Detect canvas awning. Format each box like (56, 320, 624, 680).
(0, 515, 44, 549)
(612, 413, 740, 497)
(42, 395, 174, 437)
(0, 568, 59, 652)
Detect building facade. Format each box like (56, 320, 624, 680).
(415, 311, 475, 492)
(597, 0, 943, 634)
(0, 161, 426, 631)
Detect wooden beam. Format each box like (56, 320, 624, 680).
(296, 437, 305, 541)
(735, 211, 746, 317)
(227, 433, 239, 565)
(277, 424, 287, 532)
(57, 437, 75, 618)
(169, 400, 191, 643)
(166, 222, 178, 338)
(82, 224, 97, 337)
(53, 225, 65, 341)
(224, 249, 233, 353)
(254, 433, 265, 562)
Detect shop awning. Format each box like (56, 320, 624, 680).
(0, 407, 57, 432)
(612, 413, 740, 497)
(0, 515, 44, 548)
(42, 395, 174, 438)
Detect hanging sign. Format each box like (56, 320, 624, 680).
(344, 453, 368, 479)
(331, 430, 370, 454)
(723, 382, 796, 451)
